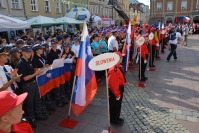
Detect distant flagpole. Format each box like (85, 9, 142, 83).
(123, 22, 132, 73)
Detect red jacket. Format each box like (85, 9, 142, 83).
(138, 43, 149, 60)
(0, 122, 33, 133)
(108, 65, 126, 98)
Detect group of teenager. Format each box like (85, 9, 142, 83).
(0, 22, 187, 132)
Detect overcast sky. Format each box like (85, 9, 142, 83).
(137, 0, 150, 7)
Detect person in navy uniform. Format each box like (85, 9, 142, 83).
(108, 30, 119, 52)
(17, 45, 47, 128)
(108, 51, 126, 124)
(46, 39, 64, 107)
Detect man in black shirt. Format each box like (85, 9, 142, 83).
(17, 45, 47, 128)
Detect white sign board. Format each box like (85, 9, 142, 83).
(161, 30, 166, 34)
(149, 33, 154, 40)
(137, 37, 145, 46)
(89, 53, 120, 71)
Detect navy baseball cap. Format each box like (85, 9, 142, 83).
(111, 30, 118, 34)
(32, 44, 44, 51)
(5, 46, 13, 52)
(36, 37, 43, 41)
(0, 47, 8, 55)
(62, 42, 70, 47)
(73, 37, 79, 42)
(21, 45, 32, 52)
(63, 34, 70, 39)
(57, 36, 63, 41)
(92, 34, 99, 39)
(16, 39, 24, 45)
(51, 39, 58, 44)
(41, 43, 49, 48)
(44, 35, 50, 40)
(10, 47, 20, 54)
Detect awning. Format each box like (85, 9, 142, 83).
(56, 17, 84, 25)
(0, 14, 30, 32)
(26, 15, 62, 27)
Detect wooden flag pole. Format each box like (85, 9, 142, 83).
(59, 75, 78, 129)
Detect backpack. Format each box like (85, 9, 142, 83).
(170, 32, 176, 40)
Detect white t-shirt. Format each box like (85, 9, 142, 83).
(108, 35, 118, 51)
(71, 44, 80, 57)
(169, 32, 182, 45)
(0, 65, 18, 92)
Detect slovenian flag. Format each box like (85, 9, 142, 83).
(122, 22, 131, 73)
(37, 59, 72, 96)
(71, 22, 97, 116)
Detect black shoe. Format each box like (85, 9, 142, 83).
(110, 119, 124, 124)
(174, 58, 177, 60)
(167, 59, 170, 62)
(35, 114, 48, 120)
(47, 105, 56, 112)
(118, 118, 124, 123)
(29, 118, 37, 128)
(143, 77, 148, 81)
(42, 111, 51, 116)
(56, 102, 64, 107)
(140, 78, 146, 82)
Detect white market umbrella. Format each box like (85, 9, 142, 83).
(0, 14, 30, 31)
(26, 15, 62, 27)
(56, 16, 84, 25)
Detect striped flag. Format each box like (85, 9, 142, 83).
(122, 22, 131, 73)
(71, 22, 97, 116)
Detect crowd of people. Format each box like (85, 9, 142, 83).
(0, 22, 190, 132)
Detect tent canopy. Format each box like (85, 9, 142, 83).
(0, 14, 30, 32)
(56, 16, 84, 24)
(26, 15, 62, 27)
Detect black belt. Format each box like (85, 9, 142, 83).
(108, 50, 114, 53)
(24, 80, 36, 86)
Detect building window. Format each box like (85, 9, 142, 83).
(103, 8, 105, 16)
(92, 6, 94, 14)
(11, 0, 21, 9)
(95, 6, 98, 14)
(181, 0, 187, 10)
(31, 0, 38, 11)
(55, 0, 61, 13)
(0, 0, 5, 8)
(109, 8, 113, 17)
(167, 1, 173, 11)
(44, 0, 51, 12)
(66, 4, 70, 13)
(156, 2, 162, 11)
(197, 0, 199, 8)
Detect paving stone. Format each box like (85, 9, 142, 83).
(176, 114, 187, 120)
(192, 112, 199, 117)
(172, 109, 183, 114)
(182, 111, 193, 116)
(186, 116, 198, 122)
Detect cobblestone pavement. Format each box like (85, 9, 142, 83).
(34, 35, 199, 133)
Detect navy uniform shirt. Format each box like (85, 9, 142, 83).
(47, 49, 61, 65)
(32, 54, 46, 69)
(17, 58, 35, 84)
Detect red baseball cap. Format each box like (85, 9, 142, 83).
(0, 91, 28, 117)
(115, 51, 125, 58)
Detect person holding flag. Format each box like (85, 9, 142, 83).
(108, 51, 126, 124)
